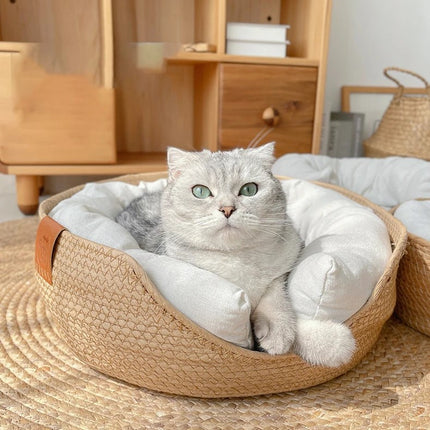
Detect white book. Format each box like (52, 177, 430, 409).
(226, 22, 290, 43)
(226, 39, 290, 57)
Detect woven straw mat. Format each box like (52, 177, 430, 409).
(1, 217, 429, 429)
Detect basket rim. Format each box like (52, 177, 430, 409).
(38, 173, 408, 364)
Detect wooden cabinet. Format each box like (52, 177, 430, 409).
(0, 0, 115, 166)
(0, 0, 332, 213)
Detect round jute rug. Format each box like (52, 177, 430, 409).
(1, 217, 430, 429)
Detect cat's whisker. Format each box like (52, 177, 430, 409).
(242, 214, 293, 228)
(245, 223, 299, 243)
(247, 126, 274, 149)
(195, 218, 216, 228)
(246, 218, 293, 228)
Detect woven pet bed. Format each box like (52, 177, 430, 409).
(34, 173, 407, 398)
(394, 199, 430, 337)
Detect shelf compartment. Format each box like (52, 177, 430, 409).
(225, 0, 330, 60)
(113, 1, 221, 154)
(112, 0, 222, 53)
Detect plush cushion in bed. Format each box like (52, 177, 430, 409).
(49, 178, 391, 348)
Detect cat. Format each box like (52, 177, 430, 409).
(116, 143, 302, 355)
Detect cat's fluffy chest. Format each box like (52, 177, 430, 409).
(166, 230, 300, 309)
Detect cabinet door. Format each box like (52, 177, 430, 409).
(0, 52, 15, 126)
(0, 0, 115, 166)
(0, 50, 116, 165)
(219, 64, 318, 157)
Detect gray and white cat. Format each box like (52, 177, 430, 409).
(117, 143, 301, 355)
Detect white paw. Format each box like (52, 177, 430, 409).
(293, 318, 356, 367)
(253, 314, 295, 355)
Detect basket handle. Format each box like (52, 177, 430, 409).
(384, 67, 430, 97)
(35, 216, 66, 284)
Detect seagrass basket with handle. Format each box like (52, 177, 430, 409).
(392, 199, 430, 337)
(34, 173, 407, 398)
(364, 67, 430, 160)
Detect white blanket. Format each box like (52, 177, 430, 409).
(273, 154, 430, 240)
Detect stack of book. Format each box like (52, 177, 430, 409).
(226, 22, 290, 58)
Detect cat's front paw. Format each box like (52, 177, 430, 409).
(253, 314, 295, 355)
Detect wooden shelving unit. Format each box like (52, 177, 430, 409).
(0, 0, 332, 213)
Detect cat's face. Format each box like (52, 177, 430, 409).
(161, 144, 287, 251)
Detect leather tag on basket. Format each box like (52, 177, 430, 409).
(364, 67, 430, 160)
(35, 216, 66, 284)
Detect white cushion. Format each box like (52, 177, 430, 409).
(283, 180, 391, 322)
(49, 178, 391, 348)
(394, 200, 430, 241)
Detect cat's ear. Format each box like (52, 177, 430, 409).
(167, 147, 190, 180)
(250, 142, 276, 169)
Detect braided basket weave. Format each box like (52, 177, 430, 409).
(35, 173, 407, 398)
(394, 200, 430, 337)
(363, 67, 430, 160)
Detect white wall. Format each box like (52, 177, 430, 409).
(324, 0, 430, 140)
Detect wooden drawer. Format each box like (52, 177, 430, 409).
(218, 64, 318, 157)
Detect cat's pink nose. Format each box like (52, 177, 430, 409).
(219, 206, 235, 218)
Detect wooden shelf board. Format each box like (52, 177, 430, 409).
(0, 152, 168, 176)
(0, 41, 32, 53)
(167, 52, 319, 67)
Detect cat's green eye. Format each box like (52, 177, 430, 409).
(192, 185, 212, 199)
(239, 182, 258, 197)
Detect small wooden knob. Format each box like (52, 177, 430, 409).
(262, 107, 280, 127)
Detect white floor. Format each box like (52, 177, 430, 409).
(0, 173, 108, 223)
(0, 174, 27, 223)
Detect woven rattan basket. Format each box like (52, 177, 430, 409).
(363, 67, 430, 160)
(393, 199, 430, 337)
(34, 173, 407, 398)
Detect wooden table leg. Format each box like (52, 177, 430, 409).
(16, 175, 40, 215)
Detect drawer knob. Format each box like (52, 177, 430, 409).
(262, 107, 280, 127)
